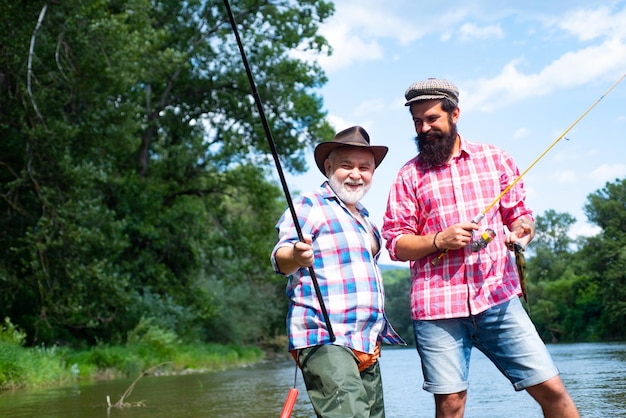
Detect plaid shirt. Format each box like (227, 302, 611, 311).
(271, 182, 405, 353)
(382, 137, 533, 320)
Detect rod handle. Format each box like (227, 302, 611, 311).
(280, 387, 299, 418)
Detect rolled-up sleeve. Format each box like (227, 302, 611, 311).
(382, 159, 420, 261)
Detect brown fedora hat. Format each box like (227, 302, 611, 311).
(314, 126, 388, 176)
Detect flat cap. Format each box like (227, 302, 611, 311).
(404, 78, 459, 106)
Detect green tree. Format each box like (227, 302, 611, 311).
(0, 0, 334, 346)
(527, 177, 626, 343)
(580, 178, 626, 340)
(382, 268, 413, 344)
(527, 210, 602, 341)
(528, 209, 576, 282)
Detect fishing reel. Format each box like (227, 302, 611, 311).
(471, 228, 496, 252)
(431, 225, 496, 265)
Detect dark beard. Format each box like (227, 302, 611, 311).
(415, 122, 458, 168)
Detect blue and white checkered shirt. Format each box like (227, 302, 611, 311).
(271, 182, 405, 354)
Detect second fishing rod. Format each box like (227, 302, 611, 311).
(432, 73, 626, 265)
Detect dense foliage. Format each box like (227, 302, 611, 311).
(0, 0, 334, 347)
(0, 317, 264, 390)
(2, 1, 624, 353)
(382, 178, 626, 344)
(381, 268, 412, 344)
(529, 179, 626, 342)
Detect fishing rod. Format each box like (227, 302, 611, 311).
(223, 0, 335, 342)
(432, 73, 626, 265)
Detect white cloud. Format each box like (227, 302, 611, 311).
(463, 39, 626, 112)
(556, 6, 626, 41)
(352, 99, 387, 117)
(569, 221, 600, 238)
(590, 163, 626, 183)
(512, 127, 531, 139)
(297, 2, 626, 89)
(329, 1, 473, 43)
(314, 23, 384, 71)
(327, 114, 352, 131)
(296, 1, 478, 72)
(459, 23, 504, 41)
(450, 3, 626, 112)
(552, 147, 598, 163)
(330, 3, 423, 42)
(552, 170, 577, 184)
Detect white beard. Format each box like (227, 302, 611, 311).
(328, 174, 371, 206)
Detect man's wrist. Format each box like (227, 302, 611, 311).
(433, 231, 442, 251)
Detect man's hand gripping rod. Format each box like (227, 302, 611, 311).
(432, 73, 626, 265)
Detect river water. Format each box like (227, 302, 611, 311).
(0, 342, 624, 417)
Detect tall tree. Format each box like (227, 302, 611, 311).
(527, 210, 602, 341)
(382, 268, 413, 344)
(0, 0, 334, 345)
(529, 209, 577, 282)
(526, 179, 626, 342)
(581, 178, 626, 339)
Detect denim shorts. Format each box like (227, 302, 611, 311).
(413, 297, 559, 394)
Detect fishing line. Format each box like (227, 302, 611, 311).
(222, 0, 335, 342)
(433, 73, 626, 264)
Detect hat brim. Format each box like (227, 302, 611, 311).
(404, 94, 451, 106)
(314, 142, 388, 176)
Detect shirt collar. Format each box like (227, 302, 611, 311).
(454, 135, 472, 160)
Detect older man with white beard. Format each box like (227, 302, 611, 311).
(271, 126, 405, 418)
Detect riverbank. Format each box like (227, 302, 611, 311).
(4, 342, 624, 417)
(0, 322, 287, 392)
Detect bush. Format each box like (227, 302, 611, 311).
(0, 320, 70, 390)
(126, 317, 181, 361)
(0, 317, 26, 346)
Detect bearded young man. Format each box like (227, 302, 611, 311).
(271, 126, 405, 418)
(382, 79, 579, 418)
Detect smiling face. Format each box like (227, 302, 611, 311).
(410, 99, 460, 168)
(324, 146, 375, 210)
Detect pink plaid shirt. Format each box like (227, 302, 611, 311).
(382, 137, 533, 320)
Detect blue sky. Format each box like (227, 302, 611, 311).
(281, 0, 626, 265)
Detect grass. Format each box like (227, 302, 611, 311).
(0, 318, 265, 391)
